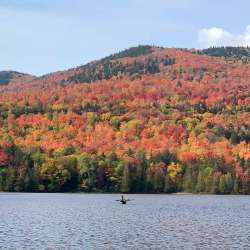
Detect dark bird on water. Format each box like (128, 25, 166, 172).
(116, 195, 132, 204)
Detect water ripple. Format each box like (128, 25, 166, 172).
(0, 194, 250, 249)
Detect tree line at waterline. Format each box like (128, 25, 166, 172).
(0, 142, 249, 194)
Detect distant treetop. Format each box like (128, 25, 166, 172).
(105, 45, 155, 60)
(0, 71, 30, 85)
(64, 45, 174, 84)
(200, 46, 250, 63)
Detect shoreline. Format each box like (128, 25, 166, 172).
(0, 191, 246, 195)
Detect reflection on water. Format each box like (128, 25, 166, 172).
(0, 193, 250, 249)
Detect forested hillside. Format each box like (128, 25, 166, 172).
(200, 46, 250, 63)
(0, 71, 34, 85)
(0, 45, 250, 194)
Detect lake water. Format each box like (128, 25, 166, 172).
(0, 194, 250, 250)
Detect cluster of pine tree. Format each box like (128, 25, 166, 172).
(0, 141, 249, 194)
(64, 55, 175, 84)
(200, 46, 250, 63)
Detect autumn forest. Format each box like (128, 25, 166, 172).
(0, 45, 250, 194)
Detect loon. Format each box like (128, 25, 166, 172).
(116, 195, 131, 204)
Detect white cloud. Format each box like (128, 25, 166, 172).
(198, 26, 250, 48)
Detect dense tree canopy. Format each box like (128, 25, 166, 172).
(200, 46, 250, 64)
(1, 46, 250, 193)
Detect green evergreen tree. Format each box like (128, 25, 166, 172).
(152, 171, 164, 192)
(146, 168, 154, 192)
(225, 173, 234, 193)
(164, 174, 172, 193)
(219, 175, 227, 194)
(196, 171, 205, 193)
(245, 168, 250, 194)
(233, 176, 240, 194)
(121, 164, 131, 193)
(211, 173, 220, 194)
(183, 168, 195, 192)
(135, 151, 147, 192)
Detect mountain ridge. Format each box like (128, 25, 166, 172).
(2, 45, 250, 87)
(0, 70, 35, 85)
(0, 45, 250, 194)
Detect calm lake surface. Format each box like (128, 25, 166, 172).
(0, 194, 250, 250)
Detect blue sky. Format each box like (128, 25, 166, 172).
(1, 0, 250, 75)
